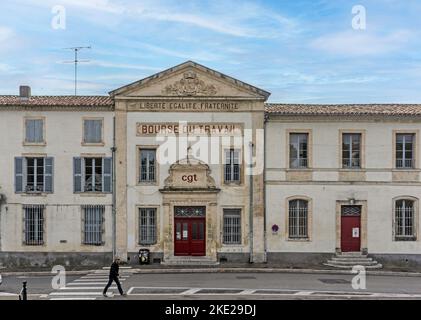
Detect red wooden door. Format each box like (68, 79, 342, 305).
(174, 213, 206, 256)
(341, 206, 361, 252)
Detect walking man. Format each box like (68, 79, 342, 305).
(103, 257, 126, 297)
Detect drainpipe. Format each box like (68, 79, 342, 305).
(263, 117, 268, 263)
(111, 116, 117, 260)
(249, 141, 254, 263)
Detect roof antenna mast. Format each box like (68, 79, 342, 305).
(63, 46, 91, 96)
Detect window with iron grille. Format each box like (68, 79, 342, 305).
(395, 199, 416, 240)
(73, 157, 112, 193)
(139, 149, 156, 182)
(83, 119, 103, 144)
(25, 119, 44, 143)
(288, 199, 309, 239)
(290, 133, 308, 169)
(223, 209, 241, 244)
(224, 149, 241, 183)
(396, 134, 415, 169)
(139, 208, 157, 245)
(24, 205, 44, 245)
(83, 205, 104, 245)
(342, 133, 361, 168)
(15, 157, 54, 193)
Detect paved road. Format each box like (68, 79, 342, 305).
(2, 270, 421, 300)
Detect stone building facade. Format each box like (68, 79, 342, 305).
(0, 61, 420, 269)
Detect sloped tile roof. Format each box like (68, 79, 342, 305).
(265, 104, 421, 116)
(0, 95, 113, 107)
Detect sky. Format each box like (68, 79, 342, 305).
(0, 0, 420, 103)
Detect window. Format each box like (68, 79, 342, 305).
(139, 208, 157, 245)
(290, 133, 308, 169)
(396, 134, 415, 169)
(288, 199, 308, 239)
(224, 149, 241, 183)
(395, 199, 416, 240)
(73, 157, 112, 193)
(223, 209, 241, 244)
(83, 205, 104, 245)
(83, 119, 103, 144)
(24, 205, 44, 245)
(342, 133, 361, 168)
(139, 149, 156, 182)
(15, 157, 54, 193)
(25, 118, 44, 143)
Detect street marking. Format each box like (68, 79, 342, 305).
(240, 289, 256, 295)
(60, 287, 117, 290)
(67, 282, 108, 285)
(181, 288, 202, 295)
(50, 298, 96, 300)
(50, 292, 104, 296)
(295, 291, 314, 296)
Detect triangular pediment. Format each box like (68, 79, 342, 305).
(109, 61, 270, 100)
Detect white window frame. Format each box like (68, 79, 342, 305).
(139, 208, 157, 245)
(288, 199, 309, 239)
(23, 205, 45, 246)
(223, 209, 242, 245)
(396, 133, 415, 169)
(224, 149, 241, 184)
(139, 149, 157, 183)
(289, 133, 309, 169)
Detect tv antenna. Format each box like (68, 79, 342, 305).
(63, 46, 91, 96)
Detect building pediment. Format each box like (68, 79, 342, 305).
(160, 157, 219, 193)
(109, 61, 270, 101)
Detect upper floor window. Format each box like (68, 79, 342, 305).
(395, 199, 416, 241)
(73, 157, 112, 193)
(342, 133, 361, 169)
(288, 199, 309, 239)
(25, 118, 44, 144)
(396, 134, 415, 169)
(15, 157, 54, 193)
(289, 133, 308, 169)
(224, 149, 241, 183)
(139, 149, 156, 183)
(83, 119, 103, 144)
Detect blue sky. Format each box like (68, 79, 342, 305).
(0, 0, 420, 103)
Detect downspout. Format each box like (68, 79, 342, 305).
(111, 116, 117, 260)
(263, 116, 268, 263)
(249, 141, 254, 263)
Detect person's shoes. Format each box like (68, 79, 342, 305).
(121, 293, 127, 297)
(103, 293, 107, 297)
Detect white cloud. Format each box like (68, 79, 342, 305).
(310, 30, 413, 56)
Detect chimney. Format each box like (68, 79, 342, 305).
(19, 85, 31, 100)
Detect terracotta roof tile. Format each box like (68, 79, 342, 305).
(264, 104, 421, 116)
(0, 95, 113, 107)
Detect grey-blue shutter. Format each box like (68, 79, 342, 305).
(15, 157, 24, 193)
(34, 119, 43, 142)
(25, 120, 34, 142)
(44, 157, 54, 193)
(94, 120, 102, 143)
(103, 157, 112, 193)
(73, 157, 82, 193)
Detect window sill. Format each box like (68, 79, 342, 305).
(339, 168, 364, 171)
(392, 168, 419, 172)
(223, 182, 242, 186)
(137, 182, 158, 186)
(77, 193, 109, 197)
(287, 238, 310, 242)
(20, 193, 48, 197)
(23, 142, 47, 147)
(81, 142, 105, 147)
(394, 237, 417, 242)
(286, 168, 312, 171)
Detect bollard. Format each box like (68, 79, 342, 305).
(19, 281, 27, 301)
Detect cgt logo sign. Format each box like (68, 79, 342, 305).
(182, 174, 198, 183)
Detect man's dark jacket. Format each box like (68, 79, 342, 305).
(109, 262, 119, 278)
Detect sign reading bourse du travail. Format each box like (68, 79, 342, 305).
(136, 123, 244, 136)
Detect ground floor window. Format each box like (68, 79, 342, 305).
(288, 199, 308, 239)
(139, 208, 157, 245)
(395, 199, 416, 240)
(223, 209, 242, 244)
(23, 205, 45, 245)
(82, 205, 105, 245)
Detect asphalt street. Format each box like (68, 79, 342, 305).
(2, 269, 421, 300)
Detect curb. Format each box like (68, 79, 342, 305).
(2, 267, 421, 277)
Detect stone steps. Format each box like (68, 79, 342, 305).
(324, 252, 382, 269)
(162, 257, 220, 266)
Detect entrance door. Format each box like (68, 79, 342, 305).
(341, 206, 361, 252)
(174, 207, 206, 256)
